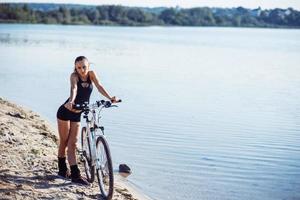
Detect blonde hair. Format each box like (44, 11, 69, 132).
(74, 56, 88, 73)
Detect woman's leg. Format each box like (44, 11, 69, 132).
(57, 119, 70, 157)
(68, 121, 89, 185)
(57, 118, 71, 177)
(67, 121, 80, 165)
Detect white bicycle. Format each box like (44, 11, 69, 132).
(75, 100, 121, 200)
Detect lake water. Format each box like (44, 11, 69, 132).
(0, 24, 300, 200)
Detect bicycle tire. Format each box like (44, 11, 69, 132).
(81, 127, 95, 183)
(96, 136, 114, 200)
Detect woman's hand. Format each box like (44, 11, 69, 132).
(65, 101, 74, 110)
(110, 96, 121, 103)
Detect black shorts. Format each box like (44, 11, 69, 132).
(56, 104, 82, 122)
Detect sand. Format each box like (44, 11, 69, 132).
(0, 97, 151, 200)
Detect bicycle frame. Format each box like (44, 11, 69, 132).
(81, 104, 106, 171)
(77, 100, 119, 199)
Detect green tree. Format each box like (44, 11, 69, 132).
(86, 9, 100, 24)
(159, 8, 178, 25)
(59, 6, 71, 24)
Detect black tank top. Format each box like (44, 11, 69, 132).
(65, 72, 93, 105)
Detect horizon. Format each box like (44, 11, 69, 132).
(1, 0, 300, 10)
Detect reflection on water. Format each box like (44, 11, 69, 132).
(1, 33, 43, 45)
(1, 24, 300, 200)
(0, 33, 12, 43)
(0, 32, 68, 47)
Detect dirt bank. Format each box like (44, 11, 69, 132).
(0, 97, 150, 200)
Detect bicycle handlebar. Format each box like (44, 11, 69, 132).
(73, 99, 122, 111)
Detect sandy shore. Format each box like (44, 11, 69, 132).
(0, 97, 151, 200)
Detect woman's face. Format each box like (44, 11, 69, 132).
(75, 59, 89, 77)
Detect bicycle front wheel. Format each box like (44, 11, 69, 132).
(96, 136, 114, 200)
(81, 127, 95, 183)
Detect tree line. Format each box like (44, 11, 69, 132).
(0, 3, 300, 28)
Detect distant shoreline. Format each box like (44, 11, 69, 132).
(1, 22, 300, 30)
(1, 3, 300, 29)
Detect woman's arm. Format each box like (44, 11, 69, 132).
(89, 71, 115, 101)
(65, 73, 78, 110)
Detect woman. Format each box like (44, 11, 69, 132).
(56, 56, 118, 185)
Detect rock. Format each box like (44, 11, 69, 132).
(40, 132, 49, 136)
(50, 135, 58, 144)
(116, 188, 128, 193)
(5, 135, 13, 144)
(0, 131, 6, 137)
(8, 131, 14, 136)
(31, 148, 40, 155)
(6, 112, 26, 119)
(119, 164, 131, 174)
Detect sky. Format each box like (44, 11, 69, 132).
(1, 0, 300, 10)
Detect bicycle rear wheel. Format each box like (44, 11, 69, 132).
(96, 136, 114, 200)
(81, 127, 95, 183)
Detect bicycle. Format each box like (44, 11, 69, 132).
(75, 100, 121, 200)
